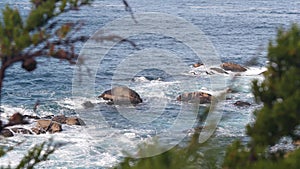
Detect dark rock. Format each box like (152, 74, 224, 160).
(5, 112, 29, 127)
(234, 101, 251, 107)
(98, 86, 143, 105)
(221, 62, 247, 72)
(1, 129, 14, 137)
(176, 91, 212, 104)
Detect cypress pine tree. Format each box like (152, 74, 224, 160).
(223, 24, 300, 169)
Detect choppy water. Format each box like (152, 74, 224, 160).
(0, 0, 299, 168)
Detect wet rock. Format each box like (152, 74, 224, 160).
(31, 127, 45, 135)
(234, 101, 251, 107)
(193, 62, 203, 68)
(221, 62, 247, 72)
(52, 115, 67, 124)
(6, 112, 29, 126)
(176, 91, 212, 104)
(52, 115, 85, 126)
(36, 120, 62, 133)
(98, 86, 143, 105)
(82, 101, 94, 108)
(66, 117, 85, 125)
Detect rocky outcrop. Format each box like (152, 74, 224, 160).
(98, 86, 143, 105)
(221, 62, 247, 72)
(176, 91, 212, 104)
(0, 113, 85, 137)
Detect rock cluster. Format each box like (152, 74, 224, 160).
(192, 62, 248, 74)
(176, 91, 212, 104)
(0, 113, 85, 137)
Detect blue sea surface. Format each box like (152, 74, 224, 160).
(0, 0, 299, 168)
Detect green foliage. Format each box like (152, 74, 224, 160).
(0, 0, 93, 64)
(224, 141, 300, 169)
(249, 24, 300, 146)
(0, 139, 62, 169)
(26, 0, 90, 32)
(223, 24, 300, 168)
(25, 0, 56, 32)
(0, 6, 27, 56)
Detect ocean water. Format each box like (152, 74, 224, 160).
(0, 0, 300, 168)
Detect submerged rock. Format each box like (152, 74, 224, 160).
(176, 91, 212, 104)
(82, 101, 94, 108)
(221, 62, 247, 72)
(193, 62, 203, 68)
(98, 86, 143, 105)
(234, 101, 251, 107)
